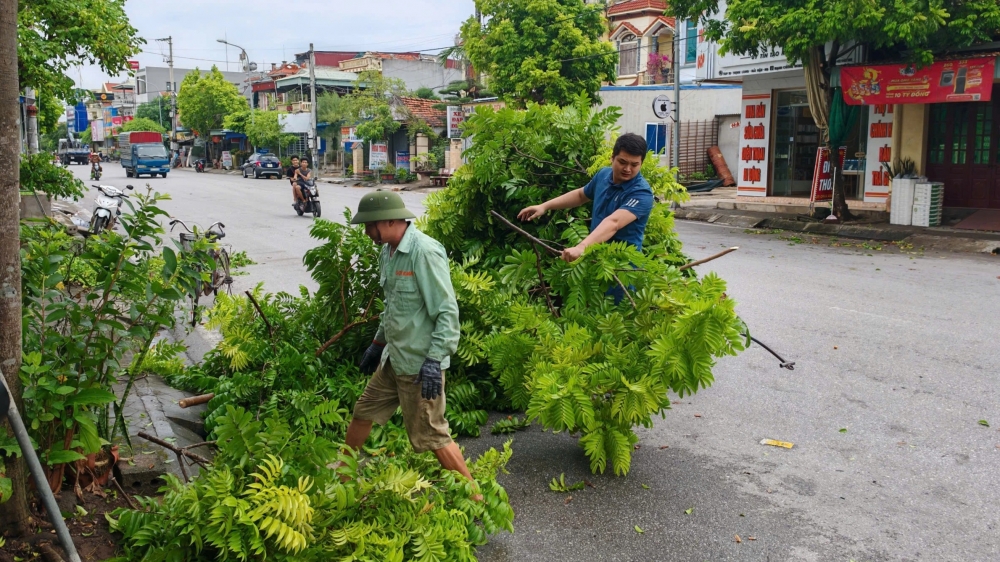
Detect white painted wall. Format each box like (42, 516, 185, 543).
(597, 84, 742, 164)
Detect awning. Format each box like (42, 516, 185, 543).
(840, 56, 997, 105)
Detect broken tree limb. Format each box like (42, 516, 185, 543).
(679, 246, 739, 271)
(244, 290, 274, 340)
(137, 431, 212, 467)
(489, 210, 561, 256)
(178, 393, 214, 408)
(531, 244, 559, 318)
(611, 272, 637, 309)
(315, 312, 380, 357)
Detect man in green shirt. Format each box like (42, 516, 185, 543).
(343, 191, 478, 493)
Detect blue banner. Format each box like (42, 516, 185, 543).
(73, 102, 89, 133)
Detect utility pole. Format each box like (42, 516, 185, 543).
(309, 43, 318, 169)
(672, 34, 681, 170)
(156, 37, 177, 150)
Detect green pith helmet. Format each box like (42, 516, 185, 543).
(350, 191, 417, 224)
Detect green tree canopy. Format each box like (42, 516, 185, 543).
(413, 87, 440, 100)
(18, 0, 143, 98)
(461, 0, 616, 107)
(176, 66, 248, 138)
(223, 110, 296, 149)
(134, 99, 169, 129)
(120, 117, 166, 134)
(342, 70, 407, 143)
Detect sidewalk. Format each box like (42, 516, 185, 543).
(675, 187, 1000, 254)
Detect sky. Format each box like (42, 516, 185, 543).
(73, 0, 475, 89)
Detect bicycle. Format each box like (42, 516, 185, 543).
(169, 219, 233, 326)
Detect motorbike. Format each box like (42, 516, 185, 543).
(90, 164, 102, 181)
(293, 178, 321, 218)
(195, 159, 206, 173)
(88, 184, 133, 234)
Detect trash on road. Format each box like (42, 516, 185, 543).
(760, 438, 794, 449)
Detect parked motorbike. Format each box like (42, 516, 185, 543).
(195, 159, 206, 173)
(88, 184, 133, 234)
(293, 178, 321, 218)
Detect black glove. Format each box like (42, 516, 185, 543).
(414, 358, 442, 400)
(359, 341, 385, 375)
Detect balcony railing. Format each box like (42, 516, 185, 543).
(278, 101, 312, 114)
(641, 70, 674, 85)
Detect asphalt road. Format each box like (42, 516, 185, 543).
(70, 164, 1000, 561)
(70, 163, 426, 295)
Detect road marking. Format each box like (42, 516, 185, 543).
(829, 306, 910, 323)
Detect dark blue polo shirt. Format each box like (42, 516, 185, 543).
(582, 167, 654, 251)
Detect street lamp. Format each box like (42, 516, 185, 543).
(217, 39, 256, 110)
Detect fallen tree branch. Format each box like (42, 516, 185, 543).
(532, 244, 559, 318)
(679, 246, 740, 271)
(244, 290, 274, 340)
(315, 311, 380, 357)
(489, 210, 561, 256)
(508, 144, 589, 175)
(611, 273, 637, 309)
(178, 393, 214, 408)
(137, 431, 211, 467)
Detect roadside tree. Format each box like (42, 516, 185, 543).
(223, 110, 296, 152)
(460, 0, 616, 106)
(134, 99, 171, 130)
(670, 0, 1000, 219)
(341, 70, 408, 144)
(119, 117, 166, 135)
(177, 66, 248, 160)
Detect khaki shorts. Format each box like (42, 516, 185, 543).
(353, 358, 452, 453)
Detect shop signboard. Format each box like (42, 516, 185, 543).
(128, 60, 140, 71)
(396, 151, 410, 169)
(447, 106, 464, 139)
(863, 104, 894, 202)
(342, 127, 358, 152)
(461, 100, 505, 117)
(810, 146, 848, 203)
(841, 57, 996, 105)
(221, 151, 232, 169)
(370, 142, 388, 169)
(92, 121, 105, 143)
(736, 94, 771, 197)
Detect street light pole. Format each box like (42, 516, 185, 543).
(217, 39, 256, 153)
(155, 37, 176, 149)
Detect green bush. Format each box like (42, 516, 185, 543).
(20, 152, 86, 200)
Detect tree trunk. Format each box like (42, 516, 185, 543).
(0, 0, 32, 535)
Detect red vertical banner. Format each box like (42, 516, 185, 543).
(810, 148, 833, 202)
(737, 94, 771, 197)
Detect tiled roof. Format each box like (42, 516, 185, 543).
(607, 0, 667, 16)
(398, 96, 446, 127)
(644, 15, 676, 34)
(610, 22, 643, 39)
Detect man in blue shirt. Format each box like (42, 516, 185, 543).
(518, 133, 654, 262)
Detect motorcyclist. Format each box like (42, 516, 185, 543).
(286, 155, 301, 202)
(293, 157, 315, 203)
(89, 150, 103, 179)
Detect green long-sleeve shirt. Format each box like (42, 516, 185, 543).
(374, 225, 460, 375)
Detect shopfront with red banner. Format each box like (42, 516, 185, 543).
(840, 56, 1000, 209)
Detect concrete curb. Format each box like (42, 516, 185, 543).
(673, 208, 1000, 254)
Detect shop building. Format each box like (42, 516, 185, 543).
(697, 27, 1000, 214)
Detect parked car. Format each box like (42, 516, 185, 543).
(241, 154, 283, 179)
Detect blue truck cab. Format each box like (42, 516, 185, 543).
(119, 131, 170, 178)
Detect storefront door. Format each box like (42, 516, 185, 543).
(771, 91, 819, 197)
(926, 84, 1000, 209)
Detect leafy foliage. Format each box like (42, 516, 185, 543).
(19, 189, 212, 475)
(134, 99, 171, 129)
(19, 153, 86, 200)
(224, 110, 297, 150)
(177, 66, 249, 138)
(419, 99, 745, 475)
(672, 0, 1000, 67)
(342, 70, 408, 143)
(18, 0, 143, 98)
(461, 0, 617, 106)
(119, 117, 166, 134)
(549, 473, 584, 493)
(109, 405, 515, 561)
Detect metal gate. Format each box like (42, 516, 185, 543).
(678, 118, 719, 177)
